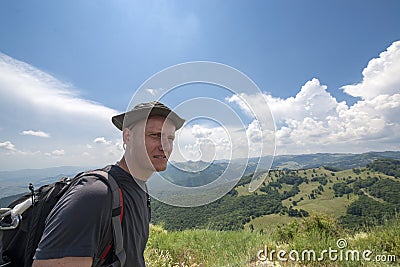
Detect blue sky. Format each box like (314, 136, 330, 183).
(1, 0, 400, 171)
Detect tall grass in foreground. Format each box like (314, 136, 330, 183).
(144, 214, 399, 267)
(145, 224, 273, 266)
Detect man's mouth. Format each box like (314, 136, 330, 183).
(153, 155, 167, 159)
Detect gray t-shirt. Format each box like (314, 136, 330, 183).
(34, 165, 150, 266)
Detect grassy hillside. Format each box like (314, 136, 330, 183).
(145, 214, 400, 266)
(147, 158, 400, 266)
(152, 159, 400, 232)
(245, 165, 398, 230)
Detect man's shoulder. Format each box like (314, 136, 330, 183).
(66, 165, 132, 201)
(72, 165, 117, 187)
(66, 169, 114, 200)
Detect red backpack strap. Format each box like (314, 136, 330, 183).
(99, 189, 124, 261)
(90, 170, 126, 267)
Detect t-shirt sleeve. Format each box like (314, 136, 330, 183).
(34, 176, 112, 260)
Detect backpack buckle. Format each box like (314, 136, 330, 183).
(0, 208, 21, 230)
(1, 197, 33, 230)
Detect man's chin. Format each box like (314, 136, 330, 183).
(155, 166, 167, 172)
(152, 163, 167, 172)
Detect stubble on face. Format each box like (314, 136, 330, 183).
(123, 116, 176, 180)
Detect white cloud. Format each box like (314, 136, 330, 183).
(192, 124, 213, 138)
(0, 140, 40, 156)
(263, 78, 341, 126)
(173, 124, 232, 162)
(0, 52, 118, 124)
(146, 88, 158, 96)
(94, 137, 112, 145)
(226, 94, 253, 117)
(0, 53, 123, 170)
(21, 130, 50, 138)
(172, 122, 270, 162)
(115, 141, 124, 152)
(0, 141, 16, 152)
(44, 149, 65, 158)
(228, 41, 400, 155)
(51, 149, 65, 156)
(342, 41, 400, 100)
(246, 120, 262, 143)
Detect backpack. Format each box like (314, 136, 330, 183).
(0, 168, 126, 267)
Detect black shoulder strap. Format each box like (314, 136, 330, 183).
(86, 170, 126, 267)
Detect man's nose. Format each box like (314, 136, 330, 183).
(160, 137, 172, 151)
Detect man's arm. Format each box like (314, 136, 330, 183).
(33, 177, 112, 265)
(32, 257, 92, 267)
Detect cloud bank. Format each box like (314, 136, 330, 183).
(228, 41, 400, 155)
(0, 52, 122, 169)
(0, 53, 117, 123)
(1, 40, 399, 169)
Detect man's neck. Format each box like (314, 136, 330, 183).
(117, 157, 151, 182)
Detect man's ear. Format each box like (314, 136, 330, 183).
(122, 128, 131, 144)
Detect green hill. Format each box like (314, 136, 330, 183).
(152, 158, 400, 232)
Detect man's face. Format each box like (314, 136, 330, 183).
(124, 116, 176, 179)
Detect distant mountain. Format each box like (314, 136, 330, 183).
(228, 151, 400, 170)
(271, 151, 400, 170)
(166, 151, 400, 187)
(163, 161, 228, 187)
(1, 151, 399, 198)
(0, 166, 92, 182)
(0, 166, 94, 198)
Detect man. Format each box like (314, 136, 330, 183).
(32, 101, 185, 267)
